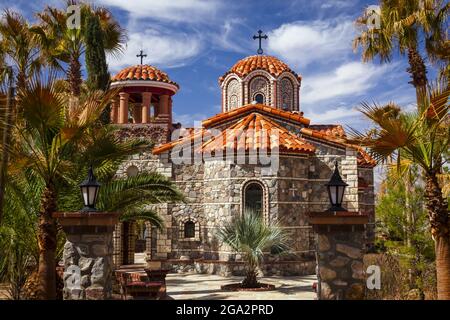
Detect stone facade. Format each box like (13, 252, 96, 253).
(55, 212, 119, 300)
(109, 55, 375, 277)
(312, 219, 368, 300)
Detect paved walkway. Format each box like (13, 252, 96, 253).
(165, 273, 317, 300)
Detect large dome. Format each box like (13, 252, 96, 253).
(111, 64, 179, 88)
(219, 55, 301, 83)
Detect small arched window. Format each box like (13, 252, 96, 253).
(244, 182, 264, 215)
(184, 221, 195, 238)
(254, 93, 264, 104)
(126, 165, 139, 177)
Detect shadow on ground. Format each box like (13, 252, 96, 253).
(166, 274, 316, 300)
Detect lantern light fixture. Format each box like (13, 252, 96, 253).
(80, 165, 101, 212)
(325, 161, 348, 212)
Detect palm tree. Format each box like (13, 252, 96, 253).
(0, 10, 43, 91)
(59, 167, 185, 230)
(349, 81, 450, 299)
(216, 210, 291, 288)
(33, 1, 126, 96)
(353, 0, 448, 96)
(0, 72, 147, 299)
(0, 10, 45, 223)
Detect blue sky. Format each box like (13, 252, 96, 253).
(2, 0, 432, 132)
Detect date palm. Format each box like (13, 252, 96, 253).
(353, 0, 448, 95)
(0, 158, 183, 299)
(0, 71, 148, 299)
(349, 81, 450, 299)
(33, 1, 126, 96)
(216, 210, 291, 288)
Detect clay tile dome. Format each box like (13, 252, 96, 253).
(111, 64, 179, 88)
(219, 55, 301, 83)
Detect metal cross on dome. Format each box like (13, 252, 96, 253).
(253, 30, 268, 54)
(136, 50, 147, 65)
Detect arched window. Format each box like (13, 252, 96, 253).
(184, 221, 195, 238)
(254, 93, 264, 104)
(249, 76, 269, 105)
(244, 182, 264, 215)
(278, 78, 294, 111)
(227, 78, 241, 111)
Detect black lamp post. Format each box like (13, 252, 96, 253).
(325, 161, 348, 212)
(80, 165, 101, 212)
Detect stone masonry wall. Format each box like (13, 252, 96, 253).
(63, 230, 114, 300)
(316, 225, 366, 300)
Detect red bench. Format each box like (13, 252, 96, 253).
(115, 271, 166, 300)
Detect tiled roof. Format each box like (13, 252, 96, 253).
(357, 148, 377, 168)
(200, 113, 315, 155)
(202, 104, 310, 127)
(152, 128, 208, 155)
(152, 112, 315, 155)
(308, 125, 346, 138)
(219, 55, 301, 83)
(111, 65, 179, 87)
(300, 127, 376, 168)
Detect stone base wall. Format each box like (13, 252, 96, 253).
(159, 260, 316, 277)
(316, 225, 366, 300)
(63, 230, 114, 300)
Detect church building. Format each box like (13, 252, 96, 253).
(108, 42, 375, 276)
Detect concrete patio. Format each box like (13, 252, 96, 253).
(165, 273, 317, 300)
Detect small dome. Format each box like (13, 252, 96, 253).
(219, 55, 301, 83)
(111, 64, 179, 88)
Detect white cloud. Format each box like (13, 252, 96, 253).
(173, 112, 208, 127)
(96, 0, 222, 23)
(107, 28, 203, 71)
(301, 62, 390, 104)
(320, 1, 355, 10)
(267, 19, 355, 68)
(305, 106, 359, 123)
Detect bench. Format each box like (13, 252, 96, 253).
(115, 270, 166, 300)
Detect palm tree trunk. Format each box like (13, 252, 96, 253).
(68, 53, 81, 97)
(36, 183, 57, 300)
(243, 266, 259, 288)
(406, 46, 428, 100)
(424, 173, 450, 300)
(435, 236, 450, 300)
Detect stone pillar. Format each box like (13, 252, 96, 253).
(133, 104, 142, 123)
(308, 212, 368, 300)
(159, 95, 169, 116)
(110, 99, 119, 123)
(341, 148, 359, 211)
(118, 92, 129, 124)
(54, 212, 120, 300)
(141, 92, 152, 123)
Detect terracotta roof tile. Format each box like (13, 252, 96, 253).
(202, 103, 310, 127)
(200, 113, 314, 155)
(219, 55, 301, 83)
(153, 112, 315, 156)
(300, 127, 376, 168)
(111, 65, 179, 87)
(308, 125, 346, 138)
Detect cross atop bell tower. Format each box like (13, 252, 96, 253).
(253, 30, 268, 55)
(136, 50, 147, 65)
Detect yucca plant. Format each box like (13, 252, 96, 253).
(216, 210, 291, 288)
